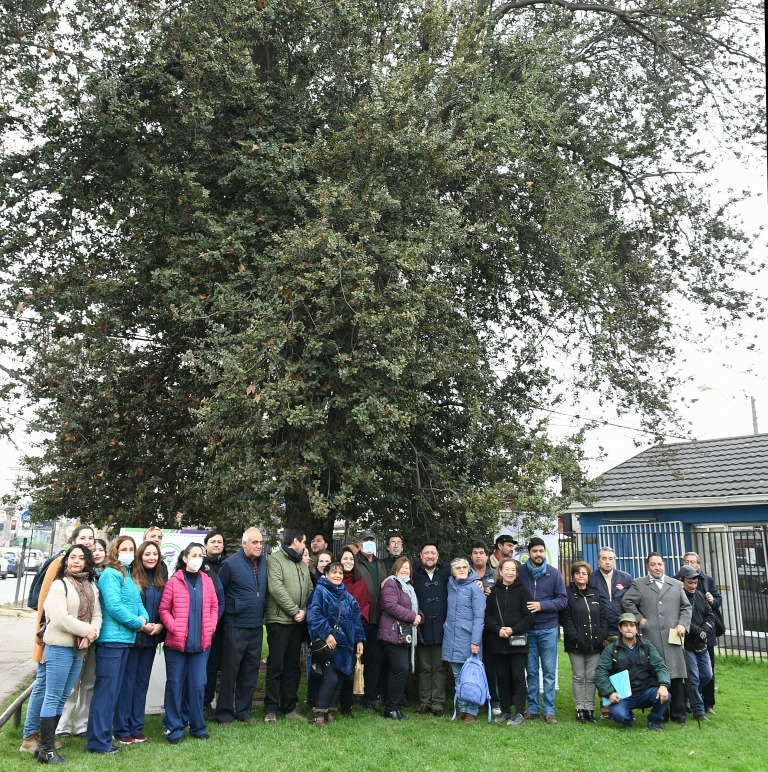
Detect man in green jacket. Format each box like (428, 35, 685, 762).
(264, 528, 312, 723)
(595, 613, 671, 732)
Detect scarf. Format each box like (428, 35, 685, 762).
(527, 558, 548, 582)
(394, 576, 419, 672)
(65, 571, 95, 624)
(282, 544, 303, 563)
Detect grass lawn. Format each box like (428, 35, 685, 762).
(1, 653, 765, 771)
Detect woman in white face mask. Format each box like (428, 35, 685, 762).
(158, 543, 220, 744)
(85, 536, 150, 755)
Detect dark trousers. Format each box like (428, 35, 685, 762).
(701, 646, 716, 708)
(86, 643, 130, 753)
(203, 624, 224, 708)
(494, 651, 527, 716)
(383, 643, 410, 712)
(484, 639, 500, 707)
(670, 678, 686, 722)
(113, 646, 156, 737)
(316, 664, 344, 710)
(215, 625, 263, 723)
(163, 647, 209, 740)
(265, 623, 304, 714)
(360, 624, 380, 705)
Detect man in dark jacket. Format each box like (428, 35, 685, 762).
(518, 537, 567, 724)
(683, 551, 722, 715)
(355, 530, 386, 708)
(587, 547, 632, 638)
(595, 613, 671, 732)
(214, 528, 268, 725)
(412, 543, 451, 716)
(679, 565, 715, 721)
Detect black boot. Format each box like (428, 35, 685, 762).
(38, 716, 66, 765)
(576, 709, 586, 724)
(585, 710, 596, 724)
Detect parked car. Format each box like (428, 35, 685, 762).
(1, 548, 24, 577)
(0, 554, 8, 580)
(25, 549, 45, 573)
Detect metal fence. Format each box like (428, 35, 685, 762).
(559, 525, 768, 661)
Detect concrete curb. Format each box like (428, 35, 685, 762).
(0, 607, 34, 618)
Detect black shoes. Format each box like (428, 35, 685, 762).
(576, 709, 586, 724)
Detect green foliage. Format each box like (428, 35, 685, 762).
(0, 0, 764, 543)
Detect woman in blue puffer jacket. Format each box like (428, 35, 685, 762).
(442, 557, 486, 723)
(85, 535, 149, 755)
(306, 561, 365, 727)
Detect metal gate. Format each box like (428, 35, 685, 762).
(597, 521, 686, 579)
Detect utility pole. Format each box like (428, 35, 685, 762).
(750, 396, 759, 435)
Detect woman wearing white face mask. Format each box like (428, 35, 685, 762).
(159, 543, 219, 743)
(86, 536, 149, 755)
(113, 540, 167, 744)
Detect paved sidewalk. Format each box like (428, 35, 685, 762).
(0, 610, 37, 708)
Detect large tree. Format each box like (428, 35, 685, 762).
(0, 0, 764, 549)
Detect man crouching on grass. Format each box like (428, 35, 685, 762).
(595, 613, 671, 732)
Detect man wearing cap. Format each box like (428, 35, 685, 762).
(682, 551, 722, 715)
(518, 537, 568, 724)
(595, 613, 671, 732)
(355, 530, 385, 708)
(679, 565, 715, 722)
(622, 552, 691, 725)
(489, 534, 517, 571)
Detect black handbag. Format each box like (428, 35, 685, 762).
(495, 594, 527, 647)
(712, 606, 726, 637)
(310, 597, 343, 667)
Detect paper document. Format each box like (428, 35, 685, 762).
(601, 669, 631, 706)
(668, 628, 684, 646)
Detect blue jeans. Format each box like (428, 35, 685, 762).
(86, 643, 130, 753)
(684, 648, 713, 717)
(113, 646, 157, 737)
(451, 663, 480, 716)
(526, 627, 559, 716)
(609, 686, 668, 726)
(41, 645, 84, 718)
(163, 647, 209, 741)
(23, 663, 47, 737)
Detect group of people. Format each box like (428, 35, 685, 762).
(19, 524, 723, 762)
(21, 526, 222, 763)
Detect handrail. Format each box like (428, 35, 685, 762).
(0, 683, 33, 729)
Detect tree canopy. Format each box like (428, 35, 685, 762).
(1, 0, 764, 550)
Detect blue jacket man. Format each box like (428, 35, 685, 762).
(518, 537, 567, 723)
(587, 547, 633, 636)
(214, 528, 268, 724)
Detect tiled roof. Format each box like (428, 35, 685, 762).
(588, 434, 768, 501)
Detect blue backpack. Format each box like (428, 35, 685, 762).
(453, 654, 491, 723)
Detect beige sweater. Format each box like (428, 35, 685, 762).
(42, 577, 102, 648)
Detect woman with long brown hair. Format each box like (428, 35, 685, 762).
(37, 544, 102, 764)
(113, 539, 166, 744)
(85, 535, 150, 756)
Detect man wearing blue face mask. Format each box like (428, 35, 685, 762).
(354, 530, 385, 709)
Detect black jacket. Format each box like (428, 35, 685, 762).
(355, 553, 386, 624)
(560, 583, 608, 654)
(484, 580, 534, 655)
(412, 561, 451, 645)
(684, 589, 715, 652)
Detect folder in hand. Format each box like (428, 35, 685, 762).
(601, 669, 631, 706)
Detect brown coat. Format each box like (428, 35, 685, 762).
(32, 556, 64, 662)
